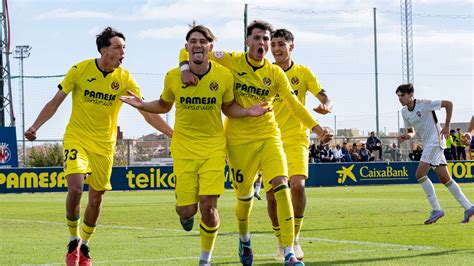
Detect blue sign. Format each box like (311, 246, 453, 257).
(0, 127, 18, 168)
(0, 161, 472, 193)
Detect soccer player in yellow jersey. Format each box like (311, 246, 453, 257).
(24, 27, 173, 266)
(180, 20, 332, 266)
(266, 28, 333, 261)
(120, 25, 269, 266)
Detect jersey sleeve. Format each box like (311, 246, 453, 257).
(160, 72, 175, 103)
(209, 51, 240, 70)
(402, 110, 411, 129)
(222, 69, 234, 103)
(305, 67, 322, 96)
(125, 72, 142, 99)
(58, 64, 78, 94)
(179, 47, 188, 65)
(276, 68, 318, 129)
(417, 99, 441, 112)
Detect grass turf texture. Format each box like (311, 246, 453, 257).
(1, 184, 473, 265)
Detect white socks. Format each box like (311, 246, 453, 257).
(239, 233, 250, 242)
(445, 180, 473, 210)
(418, 176, 442, 211)
(200, 250, 211, 262)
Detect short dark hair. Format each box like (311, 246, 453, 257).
(96, 27, 125, 53)
(246, 20, 274, 37)
(396, 83, 414, 94)
(271, 28, 294, 42)
(186, 25, 216, 42)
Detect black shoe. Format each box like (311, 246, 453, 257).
(180, 216, 194, 231)
(67, 239, 80, 253)
(254, 192, 262, 200)
(80, 244, 91, 259)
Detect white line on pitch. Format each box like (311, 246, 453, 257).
(3, 218, 435, 250)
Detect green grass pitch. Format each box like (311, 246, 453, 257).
(1, 184, 473, 265)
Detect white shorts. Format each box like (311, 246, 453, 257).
(420, 145, 447, 167)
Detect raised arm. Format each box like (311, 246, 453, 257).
(179, 48, 238, 86)
(25, 89, 68, 141)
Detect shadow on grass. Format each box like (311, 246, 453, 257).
(214, 249, 471, 265)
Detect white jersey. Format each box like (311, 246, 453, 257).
(401, 99, 446, 149)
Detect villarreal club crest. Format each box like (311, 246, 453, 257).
(209, 81, 219, 92)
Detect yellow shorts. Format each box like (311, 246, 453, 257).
(227, 137, 287, 198)
(63, 141, 113, 191)
(283, 142, 309, 180)
(174, 157, 226, 206)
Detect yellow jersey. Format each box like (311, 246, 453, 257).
(180, 49, 318, 145)
(161, 63, 234, 159)
(273, 62, 322, 144)
(60, 59, 141, 154)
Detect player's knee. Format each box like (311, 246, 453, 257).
(270, 175, 288, 188)
(200, 204, 218, 222)
(291, 183, 305, 196)
(67, 186, 83, 200)
(176, 204, 198, 219)
(290, 177, 305, 191)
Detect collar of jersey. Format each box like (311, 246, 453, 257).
(245, 53, 265, 72)
(190, 62, 212, 80)
(95, 59, 115, 78)
(407, 99, 416, 112)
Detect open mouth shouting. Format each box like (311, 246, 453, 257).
(192, 50, 205, 64)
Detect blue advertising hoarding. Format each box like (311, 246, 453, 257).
(0, 161, 472, 193)
(0, 127, 19, 168)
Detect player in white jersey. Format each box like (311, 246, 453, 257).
(396, 83, 474, 224)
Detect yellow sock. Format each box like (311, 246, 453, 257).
(272, 226, 282, 243)
(200, 220, 220, 252)
(80, 222, 96, 242)
(274, 184, 294, 247)
(235, 197, 253, 237)
(294, 216, 304, 239)
(67, 217, 80, 239)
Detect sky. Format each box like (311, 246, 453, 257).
(5, 0, 473, 140)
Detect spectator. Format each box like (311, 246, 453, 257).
(409, 145, 423, 161)
(350, 143, 360, 162)
(309, 142, 320, 163)
(341, 142, 352, 162)
(332, 144, 344, 162)
(445, 129, 457, 160)
(320, 143, 333, 163)
(385, 143, 403, 161)
(359, 143, 372, 162)
(366, 131, 383, 160)
(454, 128, 467, 160)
